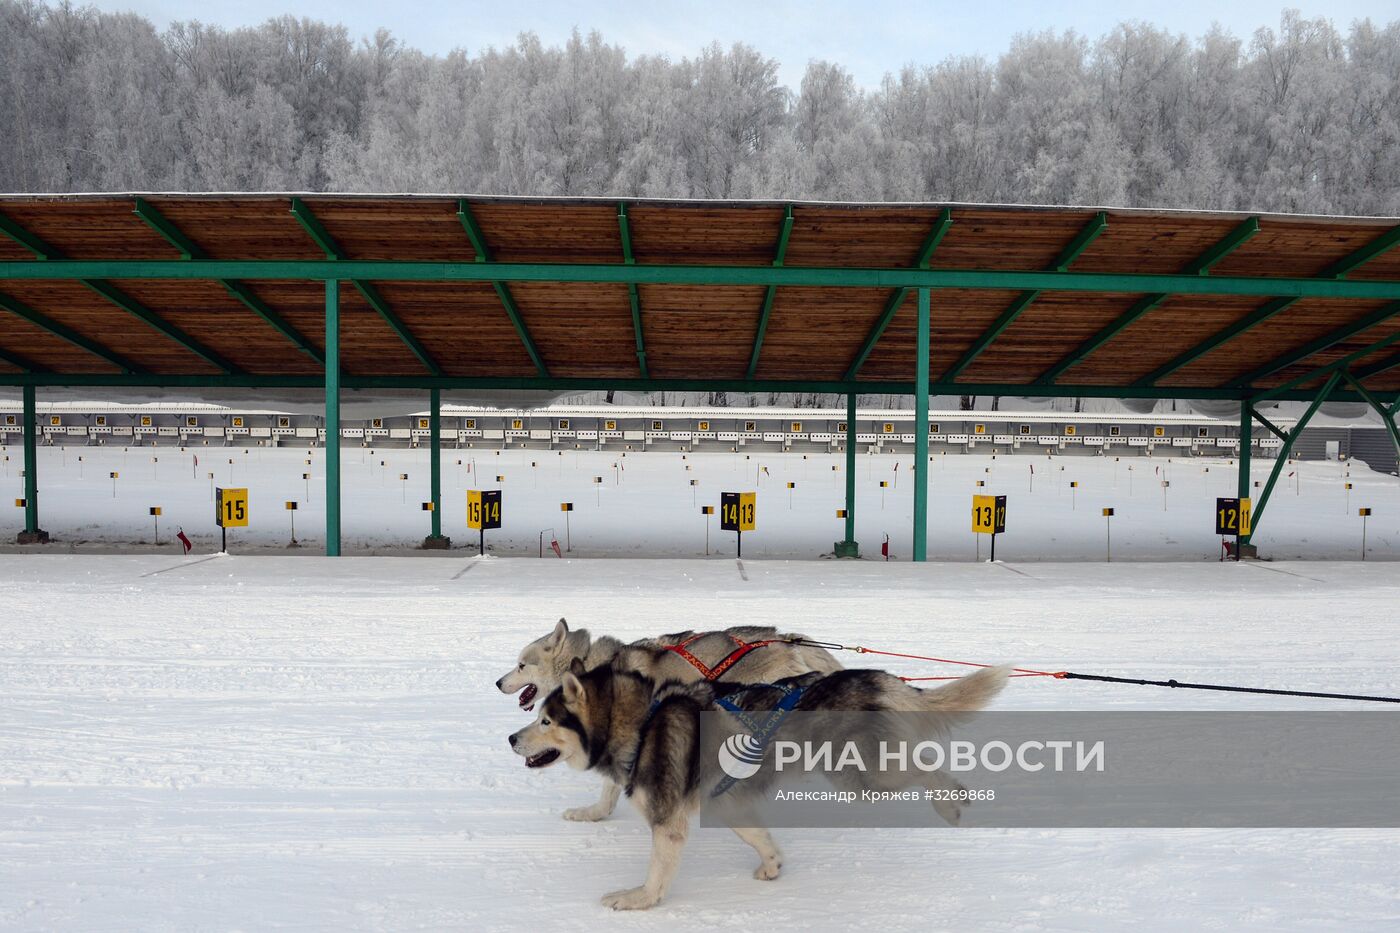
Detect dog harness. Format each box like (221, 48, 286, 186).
(663, 632, 779, 681)
(710, 683, 806, 798)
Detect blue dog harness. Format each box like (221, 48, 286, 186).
(711, 683, 806, 797)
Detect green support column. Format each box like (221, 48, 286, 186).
(1236, 401, 1254, 555)
(325, 280, 341, 557)
(424, 387, 450, 549)
(834, 393, 859, 558)
(1247, 371, 1343, 547)
(18, 383, 47, 543)
(913, 288, 931, 562)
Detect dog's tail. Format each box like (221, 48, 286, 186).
(909, 665, 1010, 723)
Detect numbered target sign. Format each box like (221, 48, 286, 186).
(1215, 497, 1251, 536)
(720, 491, 756, 532)
(971, 494, 1007, 534)
(216, 487, 249, 528)
(467, 489, 502, 530)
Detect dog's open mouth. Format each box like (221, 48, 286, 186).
(525, 748, 560, 768)
(519, 684, 538, 711)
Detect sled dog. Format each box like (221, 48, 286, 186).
(508, 662, 1008, 909)
(497, 618, 843, 821)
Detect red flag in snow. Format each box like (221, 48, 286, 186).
(894, 462, 900, 472)
(1029, 464, 1034, 474)
(550, 539, 562, 558)
(193, 455, 198, 467)
(176, 528, 192, 555)
(881, 534, 890, 561)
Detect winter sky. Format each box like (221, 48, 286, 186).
(106, 1, 1395, 89)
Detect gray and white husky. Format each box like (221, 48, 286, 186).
(497, 618, 843, 821)
(509, 661, 1009, 910)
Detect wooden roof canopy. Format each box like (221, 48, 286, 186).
(0, 194, 1398, 402)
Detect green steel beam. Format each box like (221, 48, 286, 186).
(617, 203, 647, 377)
(0, 371, 1394, 404)
(1250, 406, 1289, 442)
(841, 392, 857, 554)
(428, 386, 444, 542)
(1137, 223, 1400, 387)
(0, 290, 141, 372)
(0, 342, 43, 371)
(1231, 300, 1400, 387)
(746, 205, 794, 379)
(325, 279, 341, 557)
(912, 287, 931, 562)
(0, 212, 238, 373)
(1236, 402, 1252, 524)
(1250, 327, 1400, 404)
(8, 259, 1399, 302)
(133, 198, 324, 364)
(290, 198, 440, 376)
(941, 212, 1107, 382)
(1244, 371, 1343, 543)
(844, 208, 954, 379)
(1355, 349, 1400, 381)
(455, 200, 549, 377)
(1341, 370, 1400, 460)
(1036, 216, 1261, 384)
(0, 212, 52, 259)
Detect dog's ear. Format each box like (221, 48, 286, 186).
(543, 618, 568, 651)
(569, 657, 586, 676)
(561, 671, 584, 705)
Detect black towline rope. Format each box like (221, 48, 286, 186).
(1058, 672, 1400, 705)
(786, 640, 1400, 705)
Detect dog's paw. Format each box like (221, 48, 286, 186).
(753, 859, 782, 881)
(563, 805, 608, 822)
(601, 886, 661, 910)
(932, 798, 962, 827)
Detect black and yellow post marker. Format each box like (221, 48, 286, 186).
(560, 502, 573, 552)
(149, 506, 161, 545)
(215, 487, 248, 553)
(467, 489, 502, 555)
(1359, 507, 1372, 560)
(1102, 507, 1115, 562)
(972, 494, 1007, 562)
(701, 504, 715, 556)
(1215, 497, 1252, 561)
(720, 492, 756, 558)
(286, 500, 300, 546)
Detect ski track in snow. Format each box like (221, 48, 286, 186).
(1, 556, 1398, 930)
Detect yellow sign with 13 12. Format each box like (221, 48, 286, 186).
(215, 487, 249, 527)
(971, 494, 1007, 534)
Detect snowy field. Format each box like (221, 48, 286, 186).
(1, 444, 1397, 560)
(2, 555, 1398, 930)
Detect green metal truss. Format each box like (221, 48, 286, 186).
(1244, 370, 1343, 543)
(1135, 224, 1400, 387)
(942, 212, 1107, 382)
(289, 198, 441, 376)
(617, 203, 647, 377)
(844, 208, 953, 379)
(1231, 300, 1400, 387)
(1250, 326, 1400, 404)
(0, 211, 238, 373)
(456, 200, 549, 377)
(1035, 216, 1261, 385)
(1355, 349, 1400, 381)
(1341, 370, 1400, 457)
(0, 343, 43, 371)
(5, 258, 1397, 302)
(746, 204, 794, 379)
(133, 198, 324, 364)
(1249, 405, 1289, 442)
(0, 289, 142, 372)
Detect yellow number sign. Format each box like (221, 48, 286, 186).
(216, 487, 249, 528)
(971, 494, 1007, 534)
(1215, 497, 1251, 536)
(720, 492, 756, 531)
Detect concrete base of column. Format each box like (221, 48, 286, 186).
(832, 540, 860, 559)
(421, 535, 452, 550)
(17, 529, 50, 545)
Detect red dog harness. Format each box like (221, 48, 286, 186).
(663, 632, 778, 681)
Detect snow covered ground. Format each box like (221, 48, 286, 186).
(1, 444, 1397, 560)
(2, 555, 1398, 930)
